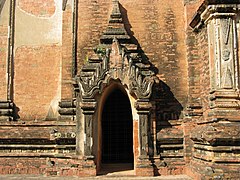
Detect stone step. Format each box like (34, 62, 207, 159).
(0, 175, 193, 180)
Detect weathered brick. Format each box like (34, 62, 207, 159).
(0, 0, 239, 178)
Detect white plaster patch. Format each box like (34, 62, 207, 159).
(15, 0, 62, 47)
(48, 68, 62, 118)
(45, 0, 62, 43)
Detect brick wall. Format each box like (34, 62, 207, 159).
(197, 28, 210, 117)
(10, 0, 62, 120)
(77, 0, 188, 107)
(183, 0, 206, 178)
(0, 158, 96, 176)
(14, 45, 61, 120)
(61, 3, 73, 100)
(77, 0, 111, 69)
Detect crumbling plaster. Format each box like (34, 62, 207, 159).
(15, 0, 62, 47)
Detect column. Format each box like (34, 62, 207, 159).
(80, 99, 96, 159)
(189, 2, 240, 178)
(208, 5, 240, 121)
(191, 3, 240, 121)
(58, 0, 77, 121)
(0, 0, 15, 121)
(135, 100, 152, 158)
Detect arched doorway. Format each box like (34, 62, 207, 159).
(101, 89, 134, 165)
(74, 1, 157, 173)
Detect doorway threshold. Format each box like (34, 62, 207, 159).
(98, 163, 134, 176)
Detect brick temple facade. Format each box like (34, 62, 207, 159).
(0, 0, 240, 179)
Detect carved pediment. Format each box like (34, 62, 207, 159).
(75, 0, 158, 99)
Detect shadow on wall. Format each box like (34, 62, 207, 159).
(13, 103, 20, 121)
(120, 2, 183, 120)
(119, 2, 183, 176)
(0, 0, 6, 15)
(120, 2, 183, 124)
(153, 81, 183, 126)
(119, 4, 140, 46)
(151, 80, 183, 176)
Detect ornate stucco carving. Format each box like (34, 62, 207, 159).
(75, 0, 157, 100)
(212, 17, 237, 90)
(75, 39, 156, 99)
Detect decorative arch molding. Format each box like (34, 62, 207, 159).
(75, 37, 157, 100)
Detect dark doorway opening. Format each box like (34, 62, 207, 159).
(101, 89, 133, 165)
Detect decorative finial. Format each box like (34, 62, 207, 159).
(100, 0, 131, 44)
(111, 0, 121, 18)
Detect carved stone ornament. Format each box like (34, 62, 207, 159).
(75, 43, 156, 100)
(190, 1, 240, 118)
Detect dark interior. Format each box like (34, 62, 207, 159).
(101, 89, 133, 164)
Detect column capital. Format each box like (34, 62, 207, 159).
(135, 99, 152, 114)
(80, 99, 97, 114)
(190, 0, 240, 31)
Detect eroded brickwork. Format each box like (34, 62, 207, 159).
(198, 28, 209, 118)
(18, 0, 56, 17)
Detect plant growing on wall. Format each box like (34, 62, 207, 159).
(94, 44, 108, 56)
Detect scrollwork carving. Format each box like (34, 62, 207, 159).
(76, 39, 157, 99)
